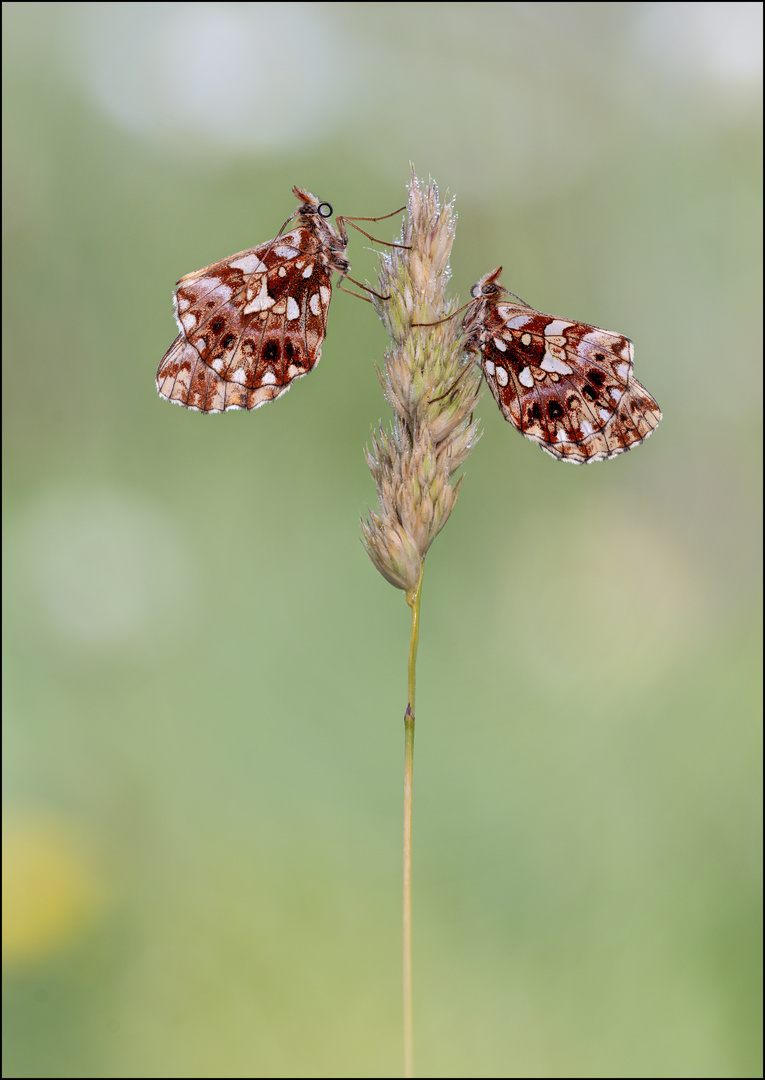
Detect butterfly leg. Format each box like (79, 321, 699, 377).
(428, 360, 482, 405)
(338, 207, 410, 251)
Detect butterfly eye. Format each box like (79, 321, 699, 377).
(317, 202, 333, 218)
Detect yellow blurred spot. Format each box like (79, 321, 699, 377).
(2, 817, 104, 969)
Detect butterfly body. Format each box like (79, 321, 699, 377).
(463, 268, 661, 463)
(156, 188, 349, 413)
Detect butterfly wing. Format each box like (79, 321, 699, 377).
(472, 301, 661, 463)
(156, 227, 334, 413)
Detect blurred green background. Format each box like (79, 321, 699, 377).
(3, 3, 762, 1077)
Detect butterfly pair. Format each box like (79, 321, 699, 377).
(156, 189, 661, 462)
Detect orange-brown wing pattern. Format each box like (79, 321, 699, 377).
(156, 227, 337, 413)
(463, 269, 661, 463)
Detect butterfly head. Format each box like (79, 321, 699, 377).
(292, 187, 332, 219)
(470, 266, 505, 300)
(291, 186, 350, 278)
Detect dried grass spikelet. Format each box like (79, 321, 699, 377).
(361, 173, 483, 591)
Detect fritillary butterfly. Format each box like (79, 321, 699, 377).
(462, 267, 661, 463)
(156, 188, 354, 413)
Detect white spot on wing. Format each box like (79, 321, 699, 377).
(302, 263, 314, 278)
(556, 428, 568, 442)
(496, 366, 509, 387)
(242, 276, 275, 314)
(599, 408, 612, 422)
(309, 293, 321, 316)
(498, 307, 532, 327)
(273, 245, 299, 258)
(581, 420, 594, 436)
(230, 255, 267, 274)
(493, 336, 507, 352)
(545, 320, 569, 337)
(261, 371, 277, 385)
(319, 286, 330, 305)
(484, 359, 496, 377)
(519, 366, 534, 388)
(616, 362, 629, 379)
(180, 311, 197, 332)
(540, 351, 573, 375)
(609, 387, 624, 402)
(287, 297, 301, 320)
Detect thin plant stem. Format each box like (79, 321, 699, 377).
(406, 564, 423, 716)
(403, 564, 423, 1078)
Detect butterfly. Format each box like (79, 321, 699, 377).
(462, 267, 661, 463)
(156, 188, 353, 413)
